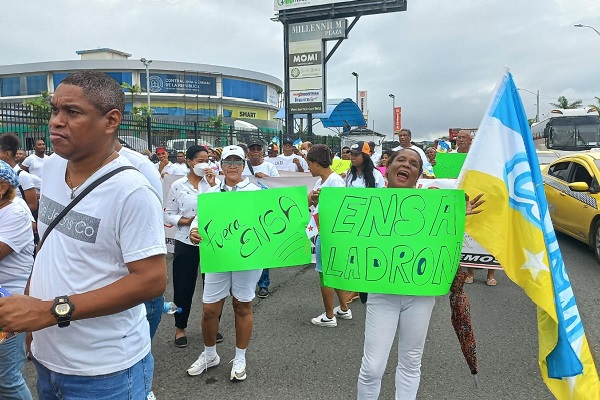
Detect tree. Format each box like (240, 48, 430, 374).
(208, 114, 224, 130)
(550, 96, 582, 109)
(23, 90, 52, 121)
(588, 96, 600, 110)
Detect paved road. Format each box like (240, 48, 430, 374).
(24, 232, 600, 399)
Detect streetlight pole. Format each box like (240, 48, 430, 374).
(351, 71, 359, 105)
(140, 58, 153, 152)
(517, 88, 540, 123)
(389, 93, 395, 132)
(140, 58, 152, 110)
(574, 24, 600, 37)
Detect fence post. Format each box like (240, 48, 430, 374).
(194, 122, 198, 144)
(146, 116, 152, 152)
(229, 125, 234, 146)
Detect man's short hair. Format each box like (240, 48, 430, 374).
(399, 128, 412, 137)
(0, 133, 20, 156)
(60, 70, 125, 115)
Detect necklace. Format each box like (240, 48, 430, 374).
(66, 151, 116, 199)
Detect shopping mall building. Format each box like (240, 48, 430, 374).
(0, 48, 283, 132)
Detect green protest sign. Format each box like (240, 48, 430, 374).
(433, 153, 468, 178)
(197, 186, 311, 272)
(319, 187, 466, 296)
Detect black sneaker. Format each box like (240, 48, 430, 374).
(257, 287, 269, 298)
(216, 332, 224, 343)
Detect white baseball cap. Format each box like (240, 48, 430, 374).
(222, 145, 245, 160)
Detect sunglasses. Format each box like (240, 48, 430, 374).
(343, 150, 351, 154)
(221, 160, 245, 167)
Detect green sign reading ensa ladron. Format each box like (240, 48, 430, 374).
(197, 186, 311, 273)
(319, 187, 466, 296)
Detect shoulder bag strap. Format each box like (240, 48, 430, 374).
(246, 160, 255, 176)
(37, 166, 136, 250)
(16, 170, 26, 199)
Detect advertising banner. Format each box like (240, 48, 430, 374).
(319, 187, 466, 296)
(275, 0, 356, 11)
(359, 91, 368, 121)
(268, 86, 280, 107)
(142, 73, 216, 96)
(197, 186, 312, 272)
(289, 18, 347, 41)
(394, 106, 402, 132)
(288, 39, 325, 113)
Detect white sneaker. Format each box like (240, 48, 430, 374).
(186, 352, 220, 376)
(230, 358, 247, 381)
(311, 313, 337, 327)
(333, 306, 352, 320)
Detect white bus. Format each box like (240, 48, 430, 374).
(530, 107, 600, 150)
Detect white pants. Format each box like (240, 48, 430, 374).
(357, 294, 435, 400)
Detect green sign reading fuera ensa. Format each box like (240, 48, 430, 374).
(318, 187, 466, 296)
(197, 186, 311, 272)
(433, 152, 468, 179)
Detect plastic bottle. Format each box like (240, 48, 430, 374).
(163, 301, 182, 314)
(0, 287, 16, 344)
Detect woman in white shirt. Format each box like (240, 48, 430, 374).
(164, 145, 219, 348)
(0, 160, 34, 399)
(306, 144, 353, 328)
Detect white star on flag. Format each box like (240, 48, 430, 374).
(520, 249, 549, 281)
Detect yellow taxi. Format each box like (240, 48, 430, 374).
(543, 152, 600, 262)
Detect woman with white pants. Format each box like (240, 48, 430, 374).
(357, 148, 482, 399)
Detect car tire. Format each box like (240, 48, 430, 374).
(592, 219, 600, 264)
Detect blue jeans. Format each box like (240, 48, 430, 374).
(258, 269, 270, 288)
(144, 296, 164, 340)
(0, 333, 32, 399)
(34, 352, 154, 400)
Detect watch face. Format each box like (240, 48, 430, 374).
(55, 303, 71, 316)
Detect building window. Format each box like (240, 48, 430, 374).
(1, 77, 22, 97)
(53, 72, 132, 90)
(26, 75, 48, 95)
(222, 79, 267, 103)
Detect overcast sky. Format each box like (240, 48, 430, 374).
(2, 0, 600, 141)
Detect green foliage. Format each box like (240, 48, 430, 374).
(588, 96, 600, 110)
(550, 96, 582, 109)
(23, 91, 52, 120)
(208, 114, 224, 129)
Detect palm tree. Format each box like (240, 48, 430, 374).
(121, 82, 142, 114)
(209, 114, 224, 130)
(550, 96, 582, 109)
(588, 96, 600, 110)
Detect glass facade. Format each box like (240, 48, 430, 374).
(53, 72, 132, 90)
(0, 75, 47, 96)
(223, 78, 267, 102)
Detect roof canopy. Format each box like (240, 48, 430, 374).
(274, 98, 367, 128)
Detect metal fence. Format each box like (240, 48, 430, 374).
(0, 102, 341, 157)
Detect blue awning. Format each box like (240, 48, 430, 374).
(274, 98, 367, 128)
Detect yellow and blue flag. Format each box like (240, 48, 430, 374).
(457, 70, 599, 399)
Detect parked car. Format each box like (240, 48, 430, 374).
(543, 152, 600, 262)
(536, 149, 560, 169)
(119, 135, 154, 153)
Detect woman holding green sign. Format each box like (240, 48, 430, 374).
(357, 148, 483, 400)
(186, 145, 262, 383)
(306, 144, 353, 328)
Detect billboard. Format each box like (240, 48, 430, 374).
(394, 106, 402, 132)
(142, 73, 216, 96)
(275, 0, 356, 11)
(289, 18, 347, 41)
(288, 39, 325, 113)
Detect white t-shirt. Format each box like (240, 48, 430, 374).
(268, 154, 309, 172)
(30, 154, 167, 376)
(13, 165, 36, 201)
(312, 172, 345, 214)
(119, 146, 163, 199)
(0, 202, 34, 295)
(155, 161, 177, 176)
(22, 154, 46, 178)
(165, 176, 220, 245)
(345, 168, 386, 188)
(242, 161, 280, 177)
(171, 163, 190, 176)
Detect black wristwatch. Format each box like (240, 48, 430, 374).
(51, 295, 75, 328)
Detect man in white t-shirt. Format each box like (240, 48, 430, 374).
(21, 139, 47, 178)
(264, 143, 284, 170)
(242, 140, 280, 178)
(278, 138, 309, 172)
(451, 130, 473, 153)
(0, 70, 167, 399)
(15, 149, 27, 166)
(0, 134, 39, 217)
(171, 151, 190, 175)
(392, 128, 433, 177)
(155, 146, 177, 177)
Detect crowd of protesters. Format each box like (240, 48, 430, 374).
(0, 71, 489, 400)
